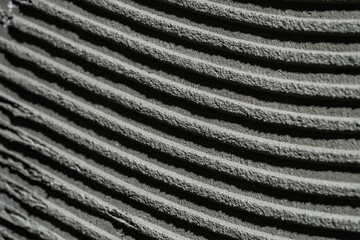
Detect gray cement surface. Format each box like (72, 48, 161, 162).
(0, 0, 359, 239)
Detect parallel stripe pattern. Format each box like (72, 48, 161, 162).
(0, 0, 359, 239)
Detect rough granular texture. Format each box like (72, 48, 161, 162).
(0, 0, 359, 239)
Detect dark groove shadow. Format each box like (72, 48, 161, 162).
(0, 142, 228, 240)
(1, 2, 359, 240)
(0, 156, 155, 240)
(72, 0, 360, 73)
(1, 83, 360, 206)
(3, 51, 360, 174)
(0, 191, 90, 240)
(149, 0, 360, 37)
(9, 10, 360, 107)
(231, 0, 360, 11)
(20, 2, 360, 76)
(3, 51, 360, 170)
(5, 48, 360, 140)
(0, 218, 36, 240)
(3, 51, 360, 173)
(6, 28, 360, 140)
(12, 7, 360, 105)
(0, 137, 360, 240)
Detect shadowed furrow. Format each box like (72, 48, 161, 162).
(0, 62, 359, 199)
(33, 0, 360, 67)
(0, 175, 126, 240)
(0, 92, 359, 233)
(0, 147, 192, 240)
(1, 0, 359, 239)
(9, 13, 360, 100)
(156, 0, 360, 34)
(1, 34, 359, 134)
(0, 202, 66, 240)
(0, 226, 23, 240)
(3, 17, 360, 164)
(0, 120, 288, 240)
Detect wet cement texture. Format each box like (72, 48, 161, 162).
(0, 0, 359, 239)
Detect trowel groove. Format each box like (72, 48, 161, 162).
(0, 0, 359, 239)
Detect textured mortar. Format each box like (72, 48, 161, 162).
(0, 0, 359, 239)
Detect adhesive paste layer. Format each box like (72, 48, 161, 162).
(0, 0, 359, 239)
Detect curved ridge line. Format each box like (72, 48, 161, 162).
(0, 121, 288, 240)
(277, 0, 360, 2)
(5, 18, 360, 163)
(0, 176, 132, 240)
(17, 0, 360, 132)
(157, 0, 360, 34)
(1, 122, 357, 239)
(282, 0, 360, 2)
(68, 0, 360, 67)
(0, 176, 124, 240)
(0, 147, 192, 240)
(0, 93, 359, 233)
(0, 201, 66, 240)
(0, 227, 18, 240)
(1, 61, 359, 199)
(1, 38, 358, 133)
(11, 11, 360, 100)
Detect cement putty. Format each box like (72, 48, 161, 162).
(0, 0, 359, 239)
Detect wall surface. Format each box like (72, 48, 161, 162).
(0, 0, 359, 239)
